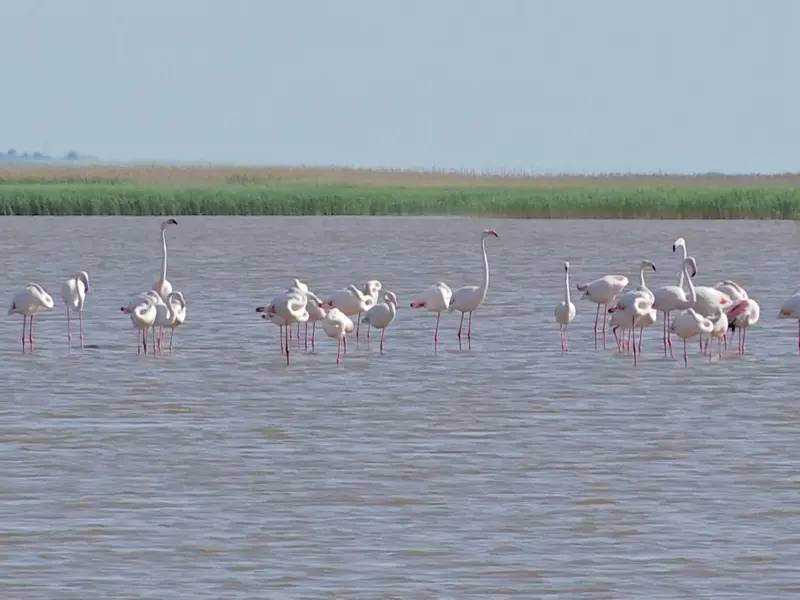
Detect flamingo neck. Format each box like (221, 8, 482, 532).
(639, 267, 647, 289)
(564, 269, 571, 305)
(685, 264, 697, 305)
(478, 238, 490, 304)
(677, 246, 688, 290)
(160, 229, 168, 283)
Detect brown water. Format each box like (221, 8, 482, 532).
(0, 216, 799, 598)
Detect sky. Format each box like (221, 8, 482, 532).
(1, 0, 798, 173)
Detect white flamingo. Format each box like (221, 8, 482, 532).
(121, 290, 162, 314)
(706, 305, 729, 358)
(360, 279, 383, 344)
(165, 291, 187, 352)
(449, 229, 499, 349)
(265, 289, 309, 365)
(554, 261, 576, 352)
(607, 260, 656, 353)
(324, 284, 372, 349)
(727, 298, 760, 355)
(714, 280, 749, 304)
(576, 273, 629, 349)
(257, 308, 289, 353)
(672, 237, 732, 351)
(154, 291, 186, 353)
(129, 295, 158, 355)
(60, 270, 90, 348)
(8, 283, 55, 352)
(304, 295, 327, 351)
(322, 307, 355, 365)
(608, 295, 653, 366)
(153, 218, 178, 301)
(410, 281, 453, 351)
(361, 290, 398, 354)
(777, 289, 800, 354)
(668, 257, 714, 366)
(652, 239, 697, 356)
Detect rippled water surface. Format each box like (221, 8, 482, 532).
(1, 217, 800, 598)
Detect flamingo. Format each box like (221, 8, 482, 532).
(60, 270, 90, 349)
(667, 257, 713, 366)
(777, 289, 800, 354)
(154, 291, 186, 353)
(607, 260, 656, 353)
(266, 289, 310, 365)
(672, 237, 732, 351)
(727, 298, 760, 355)
(8, 283, 55, 352)
(153, 218, 178, 301)
(706, 305, 729, 358)
(554, 261, 576, 352)
(323, 284, 372, 350)
(714, 280, 749, 304)
(449, 229, 499, 349)
(322, 307, 355, 365)
(256, 307, 289, 353)
(576, 273, 629, 349)
(305, 295, 327, 351)
(608, 295, 653, 366)
(360, 280, 383, 344)
(361, 290, 398, 354)
(129, 294, 158, 355)
(410, 281, 452, 351)
(652, 239, 698, 356)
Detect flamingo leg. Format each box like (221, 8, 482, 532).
(467, 311, 473, 349)
(29, 315, 35, 350)
(563, 326, 569, 352)
(304, 323, 308, 352)
(684, 338, 688, 367)
(284, 323, 290, 365)
(66, 308, 71, 346)
(169, 329, 174, 352)
(602, 305, 608, 348)
(662, 312, 667, 355)
(457, 312, 465, 350)
(343, 335, 348, 355)
(638, 327, 644, 354)
(593, 304, 601, 349)
(279, 325, 284, 353)
(21, 315, 26, 352)
(742, 328, 747, 354)
(367, 323, 371, 346)
(355, 313, 361, 347)
(434, 313, 441, 351)
(142, 329, 148, 354)
(151, 327, 157, 355)
(136, 330, 141, 354)
(380, 328, 385, 355)
(296, 323, 300, 342)
(336, 338, 342, 365)
(312, 322, 316, 350)
(718, 336, 723, 358)
(632, 328, 638, 367)
(797, 320, 800, 355)
(79, 310, 84, 349)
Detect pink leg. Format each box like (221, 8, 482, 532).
(380, 328, 385, 354)
(279, 326, 284, 352)
(602, 305, 607, 348)
(143, 329, 148, 354)
(304, 323, 308, 351)
(638, 327, 644, 354)
(593, 304, 600, 349)
(632, 329, 638, 366)
(457, 312, 464, 350)
(312, 323, 316, 350)
(21, 316, 27, 352)
(434, 313, 441, 351)
(284, 323, 290, 365)
(742, 329, 747, 354)
(336, 338, 342, 364)
(169, 329, 174, 352)
(29, 315, 35, 350)
(355, 314, 361, 347)
(467, 311, 473, 346)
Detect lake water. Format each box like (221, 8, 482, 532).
(1, 216, 799, 598)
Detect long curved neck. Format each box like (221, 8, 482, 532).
(478, 238, 490, 303)
(160, 229, 168, 282)
(677, 246, 687, 289)
(639, 266, 647, 288)
(564, 269, 571, 305)
(685, 264, 697, 305)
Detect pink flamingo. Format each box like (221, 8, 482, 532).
(410, 282, 452, 351)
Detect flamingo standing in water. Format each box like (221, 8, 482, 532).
(361, 290, 398, 354)
(652, 239, 697, 357)
(60, 270, 90, 349)
(668, 257, 714, 366)
(153, 218, 178, 301)
(777, 289, 800, 354)
(608, 295, 653, 366)
(727, 298, 760, 355)
(322, 307, 355, 365)
(360, 280, 382, 345)
(607, 260, 656, 355)
(554, 261, 576, 352)
(449, 229, 499, 350)
(129, 294, 158, 355)
(265, 289, 310, 365)
(576, 273, 629, 349)
(154, 291, 187, 353)
(706, 305, 729, 358)
(410, 281, 452, 352)
(8, 283, 55, 352)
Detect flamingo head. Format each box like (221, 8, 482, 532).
(362, 279, 382, 297)
(672, 237, 686, 253)
(323, 299, 334, 307)
(161, 218, 178, 230)
(76, 270, 90, 292)
(482, 229, 499, 239)
(255, 306, 266, 313)
(640, 260, 656, 272)
(563, 261, 570, 272)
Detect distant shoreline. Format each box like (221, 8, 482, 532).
(2, 164, 800, 189)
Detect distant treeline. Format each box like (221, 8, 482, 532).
(0, 148, 97, 164)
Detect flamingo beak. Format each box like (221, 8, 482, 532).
(672, 244, 676, 252)
(255, 306, 265, 313)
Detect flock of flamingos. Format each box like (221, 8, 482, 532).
(7, 221, 800, 366)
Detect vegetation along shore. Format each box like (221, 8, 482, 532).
(1, 165, 799, 218)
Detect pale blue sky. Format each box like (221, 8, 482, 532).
(1, 0, 798, 173)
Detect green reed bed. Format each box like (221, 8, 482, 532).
(0, 183, 798, 218)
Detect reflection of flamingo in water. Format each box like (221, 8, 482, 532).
(576, 273, 629, 349)
(410, 282, 452, 352)
(448, 229, 498, 350)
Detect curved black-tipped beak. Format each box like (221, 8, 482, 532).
(691, 269, 697, 278)
(651, 265, 657, 271)
(170, 218, 178, 225)
(672, 244, 676, 252)
(564, 265, 568, 272)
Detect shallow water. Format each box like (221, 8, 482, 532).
(0, 216, 799, 598)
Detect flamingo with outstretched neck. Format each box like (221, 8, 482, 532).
(554, 261, 576, 352)
(668, 257, 714, 366)
(652, 238, 697, 357)
(448, 229, 498, 349)
(153, 218, 178, 301)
